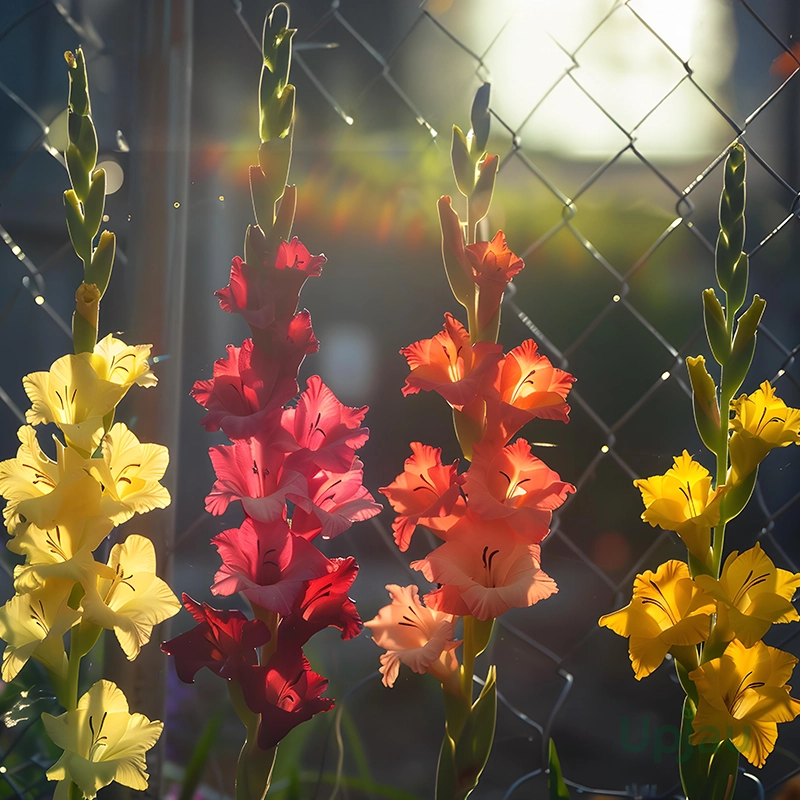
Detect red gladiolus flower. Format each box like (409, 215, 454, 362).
(464, 439, 575, 543)
(465, 232, 524, 331)
(289, 458, 383, 540)
(211, 517, 332, 615)
(401, 313, 503, 408)
(380, 442, 467, 552)
(279, 557, 362, 647)
(411, 517, 557, 620)
(281, 376, 369, 472)
(191, 339, 296, 439)
(251, 308, 320, 377)
(239, 648, 334, 750)
(161, 594, 271, 683)
(206, 434, 307, 522)
(481, 340, 575, 445)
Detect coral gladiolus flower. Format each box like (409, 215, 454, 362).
(465, 231, 525, 331)
(81, 535, 180, 660)
(464, 439, 575, 543)
(239, 648, 334, 750)
(599, 560, 714, 679)
(634, 451, 725, 562)
(205, 434, 306, 522)
(380, 442, 467, 551)
(279, 557, 362, 647)
(0, 426, 102, 536)
(401, 313, 503, 408)
(161, 594, 270, 683)
(289, 458, 382, 540)
(729, 382, 800, 481)
(482, 340, 575, 444)
(91, 423, 170, 525)
(0, 578, 80, 681)
(43, 680, 163, 799)
(364, 584, 460, 688)
(412, 517, 557, 620)
(280, 376, 369, 472)
(191, 338, 298, 439)
(210, 517, 331, 614)
(694, 544, 800, 647)
(689, 640, 800, 768)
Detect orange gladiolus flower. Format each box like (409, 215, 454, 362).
(464, 439, 575, 543)
(379, 443, 466, 552)
(400, 313, 503, 408)
(465, 232, 524, 331)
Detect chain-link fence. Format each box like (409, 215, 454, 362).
(2, 0, 800, 798)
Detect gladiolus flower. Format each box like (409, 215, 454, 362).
(401, 313, 503, 408)
(80, 535, 180, 660)
(379, 442, 466, 551)
(364, 584, 460, 688)
(42, 680, 163, 799)
(0, 578, 80, 681)
(191, 338, 297, 439)
(464, 439, 575, 543)
(689, 640, 800, 767)
(89, 335, 157, 390)
(279, 557, 362, 647)
(634, 451, 725, 563)
(599, 560, 715, 679)
(694, 544, 800, 647)
(412, 517, 557, 620)
(210, 517, 332, 614)
(729, 382, 800, 482)
(239, 648, 334, 750)
(252, 308, 320, 375)
(289, 458, 382, 540)
(161, 594, 270, 683)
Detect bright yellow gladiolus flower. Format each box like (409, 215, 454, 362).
(695, 543, 800, 648)
(599, 560, 715, 679)
(81, 535, 180, 660)
(634, 451, 725, 563)
(0, 578, 80, 681)
(43, 679, 163, 799)
(729, 382, 800, 482)
(89, 334, 157, 390)
(0, 426, 102, 536)
(91, 423, 170, 525)
(689, 639, 800, 768)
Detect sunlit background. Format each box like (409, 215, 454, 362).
(1, 0, 800, 798)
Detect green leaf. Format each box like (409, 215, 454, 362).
(179, 710, 225, 800)
(721, 465, 757, 522)
(703, 740, 739, 800)
(435, 731, 457, 800)
(679, 697, 713, 800)
(548, 739, 570, 799)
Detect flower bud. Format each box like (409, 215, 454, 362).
(468, 154, 498, 231)
(64, 189, 90, 264)
(731, 294, 765, 355)
(686, 355, 721, 454)
(470, 82, 491, 154)
(451, 125, 476, 197)
(702, 288, 729, 364)
(86, 231, 116, 297)
(83, 168, 106, 240)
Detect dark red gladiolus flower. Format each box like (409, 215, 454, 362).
(279, 557, 362, 647)
(160, 593, 271, 684)
(239, 648, 334, 750)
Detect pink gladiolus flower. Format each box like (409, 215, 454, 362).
(464, 439, 575, 543)
(252, 308, 320, 377)
(191, 339, 296, 439)
(160, 594, 271, 683)
(400, 313, 503, 408)
(379, 442, 466, 552)
(211, 517, 332, 615)
(411, 518, 558, 620)
(279, 557, 362, 646)
(206, 434, 307, 522)
(281, 376, 369, 472)
(239, 648, 334, 749)
(289, 458, 382, 540)
(364, 584, 460, 688)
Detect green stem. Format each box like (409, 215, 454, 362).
(66, 628, 82, 712)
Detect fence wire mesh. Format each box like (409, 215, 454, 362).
(1, 0, 800, 798)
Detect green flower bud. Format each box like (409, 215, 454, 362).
(702, 288, 730, 364)
(451, 125, 476, 197)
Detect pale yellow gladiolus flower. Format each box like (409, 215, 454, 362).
(634, 451, 725, 563)
(0, 426, 102, 536)
(89, 334, 157, 390)
(43, 679, 163, 799)
(0, 578, 80, 681)
(91, 423, 170, 525)
(81, 535, 180, 660)
(599, 560, 715, 679)
(690, 640, 800, 768)
(729, 382, 800, 482)
(695, 543, 800, 647)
